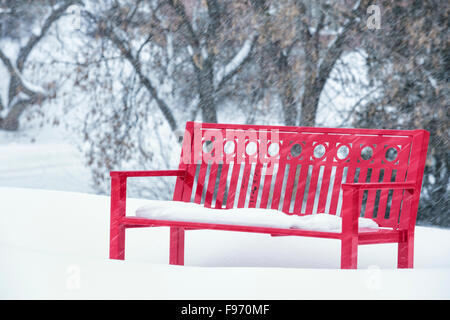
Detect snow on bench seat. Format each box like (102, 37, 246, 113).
(135, 200, 379, 233)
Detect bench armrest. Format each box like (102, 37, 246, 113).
(110, 170, 185, 178)
(110, 169, 186, 224)
(340, 182, 417, 236)
(342, 182, 417, 192)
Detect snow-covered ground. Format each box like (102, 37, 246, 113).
(1, 122, 450, 299)
(1, 186, 450, 299)
(0, 125, 94, 194)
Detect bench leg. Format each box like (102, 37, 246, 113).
(169, 227, 185, 265)
(110, 224, 126, 260)
(398, 233, 414, 268)
(341, 238, 358, 269)
(110, 175, 126, 260)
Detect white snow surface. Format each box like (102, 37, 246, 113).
(135, 200, 379, 232)
(0, 126, 94, 194)
(1, 187, 450, 299)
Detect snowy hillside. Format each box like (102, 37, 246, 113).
(1, 187, 450, 299)
(0, 125, 94, 194)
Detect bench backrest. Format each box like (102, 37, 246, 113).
(173, 122, 429, 229)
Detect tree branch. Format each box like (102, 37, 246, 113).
(16, 0, 81, 71)
(107, 30, 178, 132)
(316, 0, 369, 89)
(313, 10, 326, 57)
(167, 0, 200, 50)
(0, 48, 47, 99)
(81, 8, 178, 131)
(205, 0, 221, 44)
(215, 33, 257, 90)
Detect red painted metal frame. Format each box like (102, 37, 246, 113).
(109, 122, 429, 269)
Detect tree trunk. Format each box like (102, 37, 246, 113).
(196, 59, 218, 124)
(277, 51, 297, 127)
(299, 81, 321, 127)
(0, 100, 31, 131)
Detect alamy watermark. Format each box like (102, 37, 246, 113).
(367, 4, 381, 30)
(181, 122, 280, 175)
(365, 265, 382, 291)
(66, 264, 81, 290)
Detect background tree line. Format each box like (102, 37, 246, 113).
(0, 0, 448, 226)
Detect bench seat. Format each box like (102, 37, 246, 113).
(134, 200, 379, 232)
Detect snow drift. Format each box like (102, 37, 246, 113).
(135, 200, 379, 232)
(1, 187, 450, 299)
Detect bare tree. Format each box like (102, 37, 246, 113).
(80, 0, 256, 131)
(56, 0, 257, 192)
(0, 0, 79, 130)
(250, 0, 370, 126)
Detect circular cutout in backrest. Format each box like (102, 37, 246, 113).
(246, 141, 258, 155)
(268, 142, 279, 156)
(203, 140, 213, 153)
(314, 144, 326, 159)
(291, 143, 302, 157)
(385, 147, 398, 161)
(224, 140, 235, 154)
(361, 146, 373, 160)
(337, 145, 350, 160)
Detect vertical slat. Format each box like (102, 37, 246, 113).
(194, 163, 208, 204)
(248, 162, 263, 208)
(364, 168, 380, 218)
(177, 121, 195, 202)
(387, 168, 407, 226)
(214, 163, 230, 208)
(270, 162, 287, 210)
(358, 167, 369, 183)
(338, 165, 356, 217)
(181, 164, 197, 202)
(375, 167, 392, 223)
(237, 163, 252, 208)
(328, 166, 344, 215)
(315, 137, 337, 214)
(357, 167, 368, 215)
(337, 161, 357, 216)
(225, 162, 242, 209)
(305, 165, 321, 214)
(293, 164, 309, 213)
(316, 165, 332, 214)
(282, 164, 298, 213)
(204, 163, 219, 207)
(345, 165, 357, 185)
(259, 164, 275, 209)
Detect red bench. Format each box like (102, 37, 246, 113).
(109, 122, 429, 269)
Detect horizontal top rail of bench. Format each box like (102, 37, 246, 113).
(195, 122, 427, 136)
